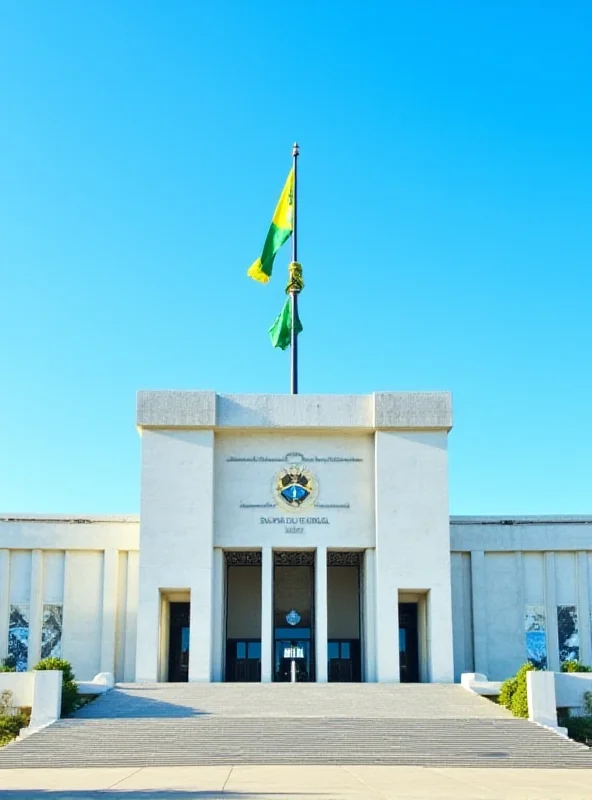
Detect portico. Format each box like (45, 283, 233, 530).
(134, 390, 455, 684)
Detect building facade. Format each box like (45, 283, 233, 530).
(1, 391, 590, 685)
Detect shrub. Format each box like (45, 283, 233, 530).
(33, 658, 79, 717)
(0, 712, 29, 747)
(564, 715, 592, 746)
(498, 675, 517, 711)
(561, 660, 592, 673)
(498, 662, 537, 718)
(0, 690, 13, 715)
(0, 657, 16, 673)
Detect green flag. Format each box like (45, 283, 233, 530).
(269, 297, 303, 350)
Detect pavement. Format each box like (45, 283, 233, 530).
(1, 765, 592, 799)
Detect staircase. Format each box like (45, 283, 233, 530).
(1, 683, 591, 768)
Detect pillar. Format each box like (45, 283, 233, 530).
(100, 549, 119, 674)
(315, 546, 328, 682)
(577, 552, 591, 667)
(261, 547, 273, 682)
(27, 550, 44, 669)
(0, 551, 9, 661)
(363, 549, 377, 682)
(124, 551, 139, 681)
(545, 553, 560, 671)
(470, 550, 489, 676)
(211, 548, 225, 681)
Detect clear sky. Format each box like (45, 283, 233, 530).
(1, 2, 591, 516)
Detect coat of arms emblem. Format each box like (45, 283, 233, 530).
(274, 464, 318, 511)
(286, 609, 301, 626)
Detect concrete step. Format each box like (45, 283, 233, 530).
(74, 682, 513, 719)
(1, 684, 591, 769)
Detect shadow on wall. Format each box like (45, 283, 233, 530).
(73, 687, 210, 720)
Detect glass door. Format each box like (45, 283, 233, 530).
(273, 554, 315, 682)
(225, 640, 261, 682)
(274, 630, 312, 681)
(328, 640, 361, 682)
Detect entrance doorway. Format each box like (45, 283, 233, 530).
(327, 552, 362, 682)
(225, 553, 262, 682)
(274, 552, 315, 682)
(274, 631, 312, 681)
(226, 640, 261, 682)
(168, 602, 190, 682)
(398, 602, 419, 682)
(328, 640, 361, 682)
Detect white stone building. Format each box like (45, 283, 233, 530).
(1, 391, 590, 685)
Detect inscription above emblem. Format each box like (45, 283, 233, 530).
(273, 464, 318, 511)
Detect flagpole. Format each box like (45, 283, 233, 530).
(290, 142, 300, 394)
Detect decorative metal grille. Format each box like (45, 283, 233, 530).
(225, 551, 363, 567)
(225, 551, 262, 566)
(274, 551, 315, 566)
(328, 551, 362, 566)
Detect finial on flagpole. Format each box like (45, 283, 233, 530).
(292, 142, 300, 157)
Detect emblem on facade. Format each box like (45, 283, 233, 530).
(273, 464, 318, 511)
(286, 609, 301, 626)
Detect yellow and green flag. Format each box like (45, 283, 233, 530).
(247, 169, 294, 283)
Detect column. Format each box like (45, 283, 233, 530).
(515, 552, 526, 667)
(544, 553, 560, 671)
(470, 550, 489, 676)
(578, 552, 591, 666)
(362, 549, 377, 682)
(124, 551, 139, 681)
(0, 550, 10, 661)
(315, 546, 328, 682)
(211, 548, 225, 681)
(261, 547, 273, 682)
(27, 550, 44, 669)
(100, 549, 119, 675)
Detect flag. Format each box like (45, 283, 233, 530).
(269, 297, 303, 350)
(247, 169, 294, 283)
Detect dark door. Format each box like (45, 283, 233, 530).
(168, 602, 190, 682)
(225, 640, 261, 682)
(328, 640, 361, 682)
(399, 602, 420, 682)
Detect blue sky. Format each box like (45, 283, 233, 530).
(1, 1, 590, 515)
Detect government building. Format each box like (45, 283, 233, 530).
(1, 390, 590, 685)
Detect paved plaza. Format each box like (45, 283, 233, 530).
(2, 764, 592, 799)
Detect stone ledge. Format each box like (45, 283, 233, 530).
(136, 391, 452, 431)
(137, 391, 216, 428)
(374, 392, 452, 430)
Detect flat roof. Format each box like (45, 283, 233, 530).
(1, 514, 591, 525)
(0, 514, 140, 524)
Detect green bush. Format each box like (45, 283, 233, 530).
(0, 657, 16, 673)
(33, 658, 79, 717)
(0, 712, 29, 747)
(563, 715, 592, 745)
(498, 675, 517, 711)
(561, 660, 592, 673)
(498, 662, 537, 718)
